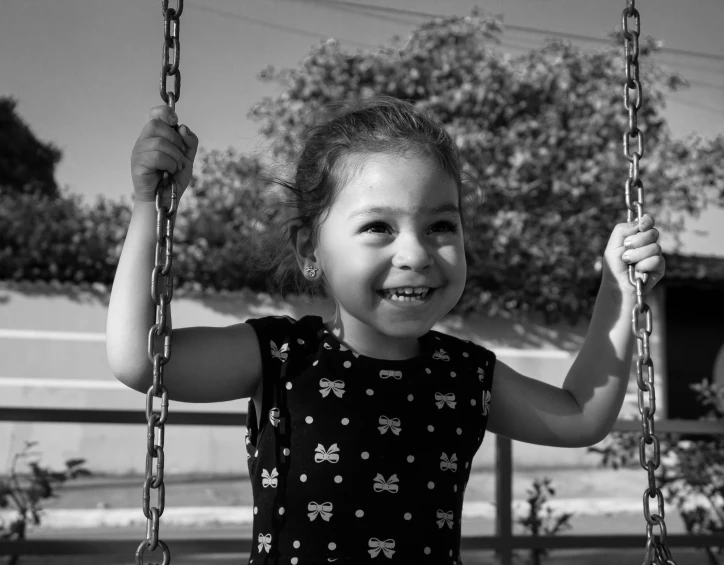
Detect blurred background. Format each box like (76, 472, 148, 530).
(1, 0, 722, 563)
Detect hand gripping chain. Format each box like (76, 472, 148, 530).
(135, 1, 182, 564)
(622, 2, 676, 564)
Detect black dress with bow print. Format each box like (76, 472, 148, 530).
(245, 315, 495, 565)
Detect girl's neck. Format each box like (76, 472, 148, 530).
(324, 312, 426, 361)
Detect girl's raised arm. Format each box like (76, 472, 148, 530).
(486, 215, 665, 447)
(106, 106, 263, 403)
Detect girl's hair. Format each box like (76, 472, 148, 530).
(251, 95, 477, 297)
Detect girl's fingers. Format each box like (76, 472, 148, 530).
(141, 118, 186, 150)
(147, 105, 178, 127)
(135, 137, 186, 173)
(622, 242, 662, 265)
(178, 124, 198, 157)
(623, 227, 659, 250)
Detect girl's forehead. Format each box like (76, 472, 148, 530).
(332, 153, 459, 214)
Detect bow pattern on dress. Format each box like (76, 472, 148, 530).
(378, 415, 401, 435)
(307, 501, 333, 521)
(435, 392, 456, 409)
(436, 509, 454, 529)
(319, 378, 346, 398)
(261, 467, 278, 488)
(440, 452, 458, 472)
(258, 533, 272, 553)
(314, 443, 340, 463)
(373, 473, 400, 493)
(368, 538, 396, 558)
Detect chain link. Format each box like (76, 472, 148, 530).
(621, 3, 676, 564)
(135, 2, 182, 564)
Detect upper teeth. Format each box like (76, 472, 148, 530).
(383, 287, 430, 298)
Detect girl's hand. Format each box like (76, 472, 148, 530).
(131, 105, 198, 202)
(602, 214, 665, 298)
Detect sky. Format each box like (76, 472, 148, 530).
(1, 0, 723, 255)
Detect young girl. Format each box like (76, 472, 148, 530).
(107, 96, 664, 565)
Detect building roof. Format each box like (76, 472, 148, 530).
(663, 253, 724, 286)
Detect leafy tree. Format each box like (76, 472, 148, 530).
(247, 11, 724, 322)
(0, 97, 62, 198)
(0, 188, 130, 285)
(173, 149, 272, 291)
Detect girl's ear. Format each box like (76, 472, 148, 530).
(293, 224, 320, 278)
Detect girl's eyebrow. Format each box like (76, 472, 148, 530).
(348, 204, 460, 219)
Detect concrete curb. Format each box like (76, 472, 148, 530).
(2, 499, 643, 530)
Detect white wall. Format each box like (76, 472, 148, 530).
(0, 282, 664, 475)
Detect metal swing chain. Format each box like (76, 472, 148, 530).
(136, 1, 183, 564)
(621, 2, 676, 564)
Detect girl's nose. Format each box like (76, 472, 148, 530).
(391, 234, 432, 271)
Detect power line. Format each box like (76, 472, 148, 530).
(294, 0, 724, 63)
(668, 96, 723, 115)
(190, 1, 724, 92)
(187, 1, 377, 49)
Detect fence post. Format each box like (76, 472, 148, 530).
(495, 434, 513, 565)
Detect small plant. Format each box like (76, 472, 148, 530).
(0, 441, 91, 565)
(515, 477, 574, 565)
(589, 379, 724, 565)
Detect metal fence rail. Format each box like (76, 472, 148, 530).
(1, 407, 723, 562)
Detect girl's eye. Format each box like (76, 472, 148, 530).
(429, 220, 459, 234)
(362, 222, 389, 234)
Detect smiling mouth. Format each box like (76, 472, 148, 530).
(378, 287, 435, 301)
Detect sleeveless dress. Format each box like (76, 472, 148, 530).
(244, 315, 496, 565)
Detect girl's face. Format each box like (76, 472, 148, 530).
(313, 152, 467, 358)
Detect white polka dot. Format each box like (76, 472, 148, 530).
(404, 512, 412, 520)
(449, 550, 453, 557)
(286, 382, 293, 390)
(407, 394, 414, 401)
(454, 485, 458, 492)
(341, 417, 350, 425)
(424, 547, 431, 555)
(450, 371, 456, 377)
(407, 455, 415, 463)
(313, 360, 319, 366)
(465, 461, 469, 469)
(427, 425, 435, 432)
(361, 452, 369, 459)
(334, 475, 343, 483)
(297, 339, 304, 345)
(283, 448, 290, 456)
(425, 368, 431, 374)
(328, 542, 337, 550)
(456, 428, 462, 435)
(279, 507, 285, 515)
(291, 558, 298, 565)
(300, 474, 307, 482)
(343, 360, 352, 368)
(428, 481, 435, 489)
(293, 541, 301, 549)
(305, 416, 314, 424)
(463, 352, 469, 358)
(255, 450, 259, 457)
(471, 399, 476, 406)
(356, 509, 364, 517)
(366, 389, 374, 396)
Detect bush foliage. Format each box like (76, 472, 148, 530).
(2, 12, 723, 321)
